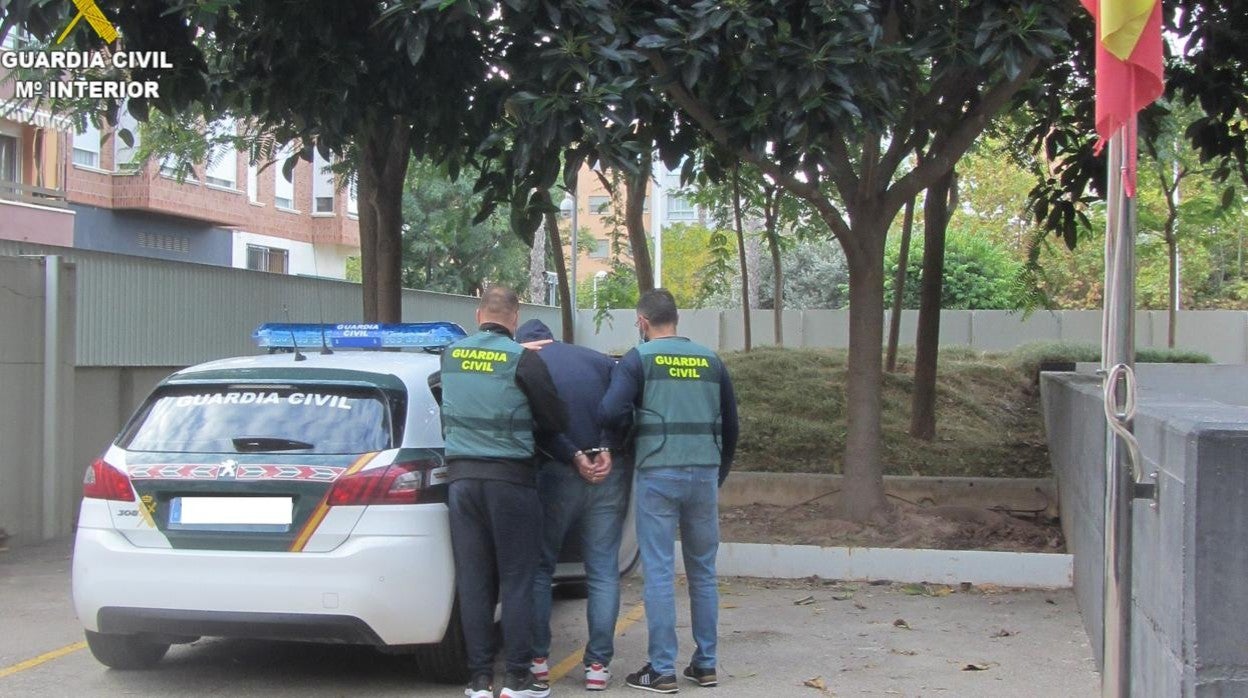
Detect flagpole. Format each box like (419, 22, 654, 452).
(1101, 124, 1135, 698)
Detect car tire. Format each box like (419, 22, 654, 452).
(414, 603, 469, 684)
(84, 630, 170, 670)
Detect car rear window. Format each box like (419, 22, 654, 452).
(120, 385, 396, 455)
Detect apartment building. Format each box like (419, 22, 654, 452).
(561, 161, 701, 287)
(0, 36, 360, 278)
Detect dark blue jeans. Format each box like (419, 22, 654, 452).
(448, 478, 542, 678)
(530, 461, 629, 666)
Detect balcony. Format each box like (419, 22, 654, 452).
(0, 180, 74, 246)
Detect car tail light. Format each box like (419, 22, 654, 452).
(83, 458, 136, 502)
(326, 460, 444, 506)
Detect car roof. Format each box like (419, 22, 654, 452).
(167, 351, 442, 390)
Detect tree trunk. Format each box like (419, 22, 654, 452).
(732, 168, 752, 351)
(528, 214, 547, 303)
(885, 196, 916, 372)
(909, 169, 955, 441)
(842, 221, 889, 521)
(357, 163, 380, 322)
(542, 194, 574, 343)
(764, 199, 784, 346)
(745, 235, 763, 310)
(625, 151, 655, 293)
(359, 119, 411, 323)
(1167, 227, 1178, 349)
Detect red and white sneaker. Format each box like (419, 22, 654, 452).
(530, 657, 550, 682)
(585, 662, 611, 691)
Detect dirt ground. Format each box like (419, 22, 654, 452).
(719, 498, 1066, 552)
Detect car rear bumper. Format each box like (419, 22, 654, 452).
(72, 504, 455, 646)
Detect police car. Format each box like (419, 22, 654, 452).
(72, 322, 633, 681)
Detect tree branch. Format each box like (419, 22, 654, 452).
(644, 49, 854, 247)
(885, 58, 1040, 215)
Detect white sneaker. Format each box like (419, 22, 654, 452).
(585, 662, 611, 691)
(530, 657, 550, 681)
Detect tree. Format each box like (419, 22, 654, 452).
(885, 196, 917, 372)
(4, 0, 504, 323)
(400, 159, 530, 296)
(491, 2, 1072, 519)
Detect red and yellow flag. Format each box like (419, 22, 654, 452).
(1080, 0, 1164, 195)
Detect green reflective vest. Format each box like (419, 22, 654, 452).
(634, 337, 723, 469)
(440, 330, 535, 461)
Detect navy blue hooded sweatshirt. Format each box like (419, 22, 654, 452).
(515, 319, 624, 461)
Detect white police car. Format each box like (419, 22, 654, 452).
(72, 322, 632, 682)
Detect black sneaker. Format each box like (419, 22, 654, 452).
(499, 670, 550, 698)
(683, 665, 718, 687)
(464, 674, 493, 698)
(626, 663, 679, 693)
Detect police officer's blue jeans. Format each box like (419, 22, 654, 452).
(634, 466, 719, 676)
(531, 461, 629, 666)
(448, 478, 541, 678)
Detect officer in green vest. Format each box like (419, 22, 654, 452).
(436, 285, 580, 698)
(599, 288, 739, 694)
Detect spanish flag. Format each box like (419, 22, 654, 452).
(1080, 0, 1164, 195)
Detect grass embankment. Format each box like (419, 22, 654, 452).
(724, 342, 1210, 479)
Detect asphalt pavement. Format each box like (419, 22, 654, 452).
(0, 540, 1098, 696)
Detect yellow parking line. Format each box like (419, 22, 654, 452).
(0, 642, 87, 678)
(548, 602, 646, 682)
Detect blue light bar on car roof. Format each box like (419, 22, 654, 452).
(252, 322, 467, 350)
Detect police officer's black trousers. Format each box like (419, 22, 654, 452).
(448, 478, 542, 679)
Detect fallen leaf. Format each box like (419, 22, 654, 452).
(893, 618, 911, 630)
(901, 583, 929, 596)
(1045, 598, 1057, 605)
(854, 602, 868, 610)
(890, 648, 918, 656)
(803, 676, 830, 693)
(721, 603, 739, 609)
(794, 595, 817, 606)
(959, 582, 974, 592)
(930, 585, 954, 597)
(962, 663, 991, 671)
(991, 629, 1016, 638)
(831, 594, 853, 601)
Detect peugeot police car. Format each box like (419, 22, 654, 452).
(72, 322, 632, 681)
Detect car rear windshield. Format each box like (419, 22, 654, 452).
(120, 385, 395, 455)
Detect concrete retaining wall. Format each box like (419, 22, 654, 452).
(574, 308, 1248, 363)
(1041, 366, 1248, 696)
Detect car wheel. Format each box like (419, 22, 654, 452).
(84, 630, 170, 670)
(414, 603, 469, 684)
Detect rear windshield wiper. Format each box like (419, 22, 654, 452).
(232, 437, 315, 452)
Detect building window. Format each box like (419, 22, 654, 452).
(246, 164, 259, 203)
(204, 119, 238, 189)
(588, 195, 611, 214)
(73, 120, 101, 168)
(589, 238, 609, 259)
(2, 28, 31, 50)
(246, 244, 289, 274)
(347, 175, 358, 216)
(666, 193, 696, 221)
(312, 148, 334, 213)
(0, 135, 17, 185)
(274, 145, 295, 209)
(113, 103, 140, 171)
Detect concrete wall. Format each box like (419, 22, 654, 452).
(572, 308, 1248, 363)
(1041, 367, 1248, 696)
(0, 256, 76, 546)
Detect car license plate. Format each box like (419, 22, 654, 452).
(169, 497, 293, 526)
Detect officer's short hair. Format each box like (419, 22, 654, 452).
(480, 285, 520, 316)
(637, 288, 678, 326)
